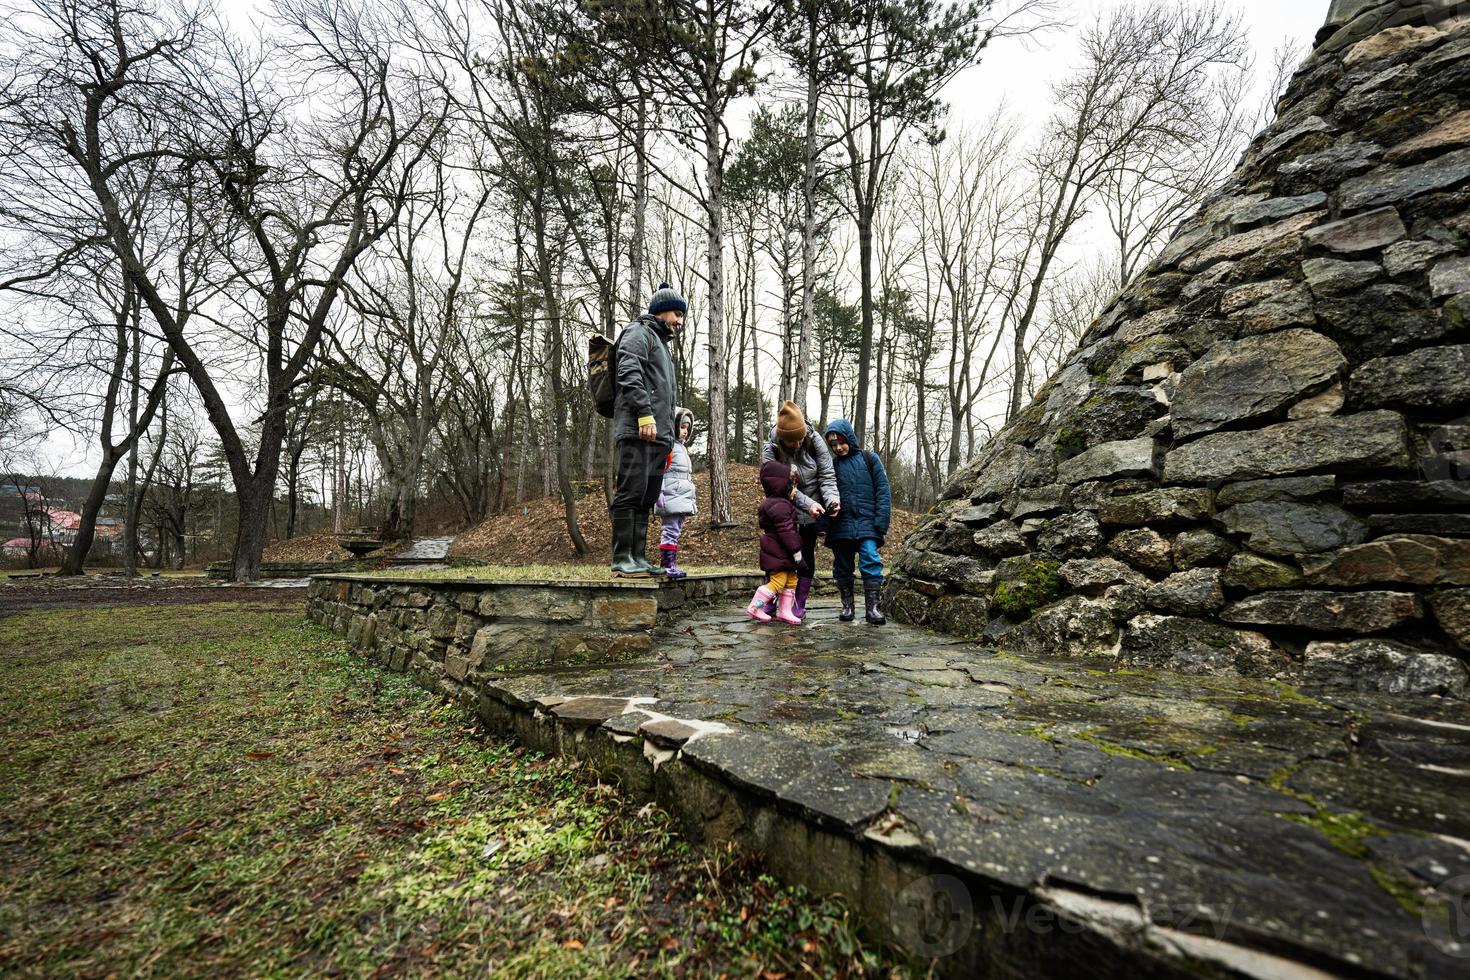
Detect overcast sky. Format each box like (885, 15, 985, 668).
(35, 0, 1332, 479)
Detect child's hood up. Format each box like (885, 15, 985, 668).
(825, 418, 862, 452)
(759, 460, 793, 497)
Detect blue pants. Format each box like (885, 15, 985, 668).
(830, 538, 883, 585)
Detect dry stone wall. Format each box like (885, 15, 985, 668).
(888, 1, 1470, 697)
(306, 573, 761, 704)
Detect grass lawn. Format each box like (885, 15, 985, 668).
(0, 596, 909, 977)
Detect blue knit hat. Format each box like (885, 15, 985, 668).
(648, 281, 687, 316)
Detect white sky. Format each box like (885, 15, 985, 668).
(33, 0, 1330, 479)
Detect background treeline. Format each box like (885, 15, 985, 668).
(0, 0, 1290, 579)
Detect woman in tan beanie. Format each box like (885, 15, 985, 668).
(759, 401, 840, 621)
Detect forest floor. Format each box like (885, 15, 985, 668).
(0, 586, 914, 978)
(450, 463, 920, 568)
(258, 462, 920, 570)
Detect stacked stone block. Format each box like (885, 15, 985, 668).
(889, 3, 1470, 696)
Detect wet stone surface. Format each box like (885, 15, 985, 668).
(486, 599, 1470, 978)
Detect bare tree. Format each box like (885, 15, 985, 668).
(1003, 0, 1249, 419)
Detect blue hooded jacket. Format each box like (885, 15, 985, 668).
(822, 419, 891, 545)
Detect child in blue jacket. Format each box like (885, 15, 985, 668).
(823, 419, 890, 625)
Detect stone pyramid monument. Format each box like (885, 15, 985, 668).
(888, 0, 1470, 695)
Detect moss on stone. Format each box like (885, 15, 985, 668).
(1280, 808, 1383, 860)
(993, 558, 1062, 619)
(1052, 427, 1088, 459)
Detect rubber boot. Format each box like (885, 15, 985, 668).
(837, 580, 856, 622)
(632, 512, 665, 576)
(745, 585, 776, 622)
(793, 574, 813, 619)
(660, 545, 687, 580)
(863, 577, 886, 626)
(776, 588, 803, 625)
(610, 510, 649, 577)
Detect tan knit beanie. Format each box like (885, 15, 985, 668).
(776, 401, 806, 444)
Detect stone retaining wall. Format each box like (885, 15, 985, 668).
(306, 573, 764, 698)
(888, 2, 1470, 696)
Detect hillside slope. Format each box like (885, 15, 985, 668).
(451, 462, 919, 569)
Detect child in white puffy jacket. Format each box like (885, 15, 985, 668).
(656, 407, 697, 579)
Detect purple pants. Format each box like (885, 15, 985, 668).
(660, 514, 686, 547)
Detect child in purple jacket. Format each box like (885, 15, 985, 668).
(745, 460, 804, 625)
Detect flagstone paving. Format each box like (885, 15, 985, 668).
(480, 598, 1470, 979)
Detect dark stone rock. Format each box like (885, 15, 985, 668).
(1055, 387, 1167, 448)
(903, 551, 998, 595)
(1162, 410, 1411, 483)
(1302, 639, 1469, 696)
(967, 444, 1030, 502)
(1429, 588, 1470, 650)
(1216, 475, 1336, 507)
(1339, 146, 1470, 210)
(1239, 190, 1331, 226)
(1276, 141, 1381, 194)
(1223, 553, 1305, 591)
(1429, 255, 1470, 297)
(1302, 257, 1383, 296)
(1036, 511, 1104, 558)
(888, 588, 933, 625)
(1220, 501, 1368, 556)
(1222, 589, 1424, 633)
(1001, 596, 1119, 659)
(1010, 484, 1071, 520)
(1098, 488, 1214, 526)
(1342, 479, 1470, 508)
(1144, 568, 1226, 616)
(1106, 528, 1173, 577)
(1366, 513, 1470, 535)
(1173, 529, 1236, 568)
(1382, 237, 1455, 275)
(1302, 206, 1407, 252)
(1055, 437, 1160, 485)
(1300, 534, 1470, 587)
(1259, 120, 1333, 160)
(1121, 614, 1288, 677)
(973, 520, 1027, 558)
(951, 502, 1002, 525)
(552, 696, 636, 727)
(1181, 210, 1325, 273)
(1349, 344, 1470, 411)
(639, 718, 704, 747)
(928, 594, 992, 639)
(1316, 283, 1450, 358)
(1226, 284, 1317, 335)
(1060, 557, 1148, 594)
(1104, 335, 1193, 384)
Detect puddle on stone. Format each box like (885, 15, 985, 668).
(887, 727, 924, 743)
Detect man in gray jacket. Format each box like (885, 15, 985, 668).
(610, 282, 684, 576)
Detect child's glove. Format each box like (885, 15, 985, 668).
(793, 551, 803, 563)
(657, 493, 666, 509)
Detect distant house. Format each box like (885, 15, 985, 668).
(1, 537, 32, 554)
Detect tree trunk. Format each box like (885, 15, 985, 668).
(61, 452, 120, 575)
(704, 103, 734, 526)
(854, 210, 875, 443)
(796, 11, 818, 407)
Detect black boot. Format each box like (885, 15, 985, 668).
(632, 511, 666, 576)
(863, 577, 886, 626)
(610, 510, 649, 577)
(837, 580, 856, 622)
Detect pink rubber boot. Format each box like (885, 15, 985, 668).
(776, 588, 803, 625)
(745, 585, 776, 622)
